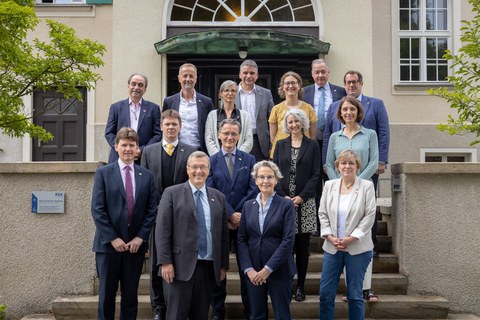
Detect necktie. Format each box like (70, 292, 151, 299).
(317, 87, 325, 130)
(124, 166, 134, 226)
(166, 143, 174, 156)
(226, 153, 234, 179)
(195, 190, 208, 258)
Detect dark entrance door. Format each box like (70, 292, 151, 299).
(32, 88, 87, 161)
(166, 55, 317, 108)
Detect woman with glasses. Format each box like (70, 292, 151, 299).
(324, 95, 379, 303)
(205, 80, 253, 155)
(272, 108, 321, 302)
(268, 71, 317, 158)
(237, 160, 296, 320)
(319, 149, 376, 320)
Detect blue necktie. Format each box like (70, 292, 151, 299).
(195, 190, 208, 258)
(317, 87, 325, 130)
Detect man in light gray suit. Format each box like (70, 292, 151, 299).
(156, 151, 229, 320)
(141, 109, 196, 320)
(234, 60, 275, 161)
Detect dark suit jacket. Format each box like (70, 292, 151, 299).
(303, 82, 346, 110)
(272, 136, 321, 201)
(323, 95, 390, 165)
(140, 141, 196, 201)
(234, 84, 274, 158)
(163, 92, 214, 152)
(105, 99, 162, 163)
(207, 149, 257, 218)
(91, 162, 157, 254)
(156, 182, 229, 285)
(237, 194, 296, 280)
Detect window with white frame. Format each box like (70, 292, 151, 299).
(35, 0, 85, 4)
(398, 0, 450, 82)
(420, 148, 477, 162)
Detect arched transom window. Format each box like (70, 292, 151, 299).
(170, 0, 316, 25)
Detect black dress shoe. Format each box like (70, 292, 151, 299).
(152, 314, 161, 320)
(210, 316, 224, 320)
(295, 287, 305, 301)
(373, 249, 379, 258)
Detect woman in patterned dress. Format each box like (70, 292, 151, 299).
(272, 108, 321, 301)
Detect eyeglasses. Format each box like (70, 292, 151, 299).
(345, 80, 360, 85)
(188, 165, 209, 171)
(284, 81, 298, 87)
(256, 175, 275, 181)
(220, 131, 239, 137)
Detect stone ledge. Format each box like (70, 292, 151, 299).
(391, 162, 480, 175)
(0, 162, 104, 173)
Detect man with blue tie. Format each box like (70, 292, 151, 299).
(91, 127, 157, 320)
(163, 64, 214, 153)
(105, 74, 162, 163)
(141, 109, 196, 320)
(323, 70, 390, 258)
(303, 59, 346, 231)
(207, 119, 257, 320)
(156, 151, 229, 320)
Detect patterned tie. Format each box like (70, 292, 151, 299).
(226, 153, 234, 179)
(317, 87, 325, 130)
(166, 143, 174, 156)
(195, 190, 208, 258)
(124, 166, 134, 226)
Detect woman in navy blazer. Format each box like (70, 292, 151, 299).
(318, 150, 376, 320)
(237, 160, 296, 320)
(272, 108, 321, 302)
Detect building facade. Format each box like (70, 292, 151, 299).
(0, 1, 478, 186)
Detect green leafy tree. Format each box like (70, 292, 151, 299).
(429, 0, 480, 145)
(0, 0, 105, 141)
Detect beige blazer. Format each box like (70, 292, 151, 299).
(318, 178, 376, 255)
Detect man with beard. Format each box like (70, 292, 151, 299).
(105, 74, 161, 163)
(163, 64, 214, 153)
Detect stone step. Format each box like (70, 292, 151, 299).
(51, 294, 450, 320)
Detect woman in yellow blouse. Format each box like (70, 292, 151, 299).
(268, 71, 317, 158)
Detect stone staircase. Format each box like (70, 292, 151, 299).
(28, 210, 478, 319)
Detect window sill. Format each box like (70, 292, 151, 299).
(35, 4, 95, 18)
(393, 82, 453, 95)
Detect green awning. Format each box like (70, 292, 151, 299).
(154, 29, 330, 55)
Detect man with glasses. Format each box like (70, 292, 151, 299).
(156, 151, 229, 320)
(207, 119, 257, 320)
(105, 74, 161, 163)
(323, 70, 390, 257)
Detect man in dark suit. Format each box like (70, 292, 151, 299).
(156, 151, 229, 320)
(323, 70, 390, 256)
(207, 119, 257, 320)
(163, 63, 214, 153)
(105, 74, 162, 163)
(303, 59, 346, 207)
(141, 109, 196, 320)
(91, 127, 157, 320)
(234, 59, 275, 161)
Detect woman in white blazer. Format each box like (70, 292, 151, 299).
(318, 150, 376, 320)
(205, 80, 253, 155)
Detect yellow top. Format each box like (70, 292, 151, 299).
(268, 101, 318, 158)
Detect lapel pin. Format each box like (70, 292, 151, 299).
(139, 172, 142, 176)
(238, 157, 242, 161)
(211, 198, 215, 202)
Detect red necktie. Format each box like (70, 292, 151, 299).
(124, 166, 134, 226)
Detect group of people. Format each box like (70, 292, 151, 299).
(91, 58, 390, 320)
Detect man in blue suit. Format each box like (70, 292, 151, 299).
(207, 119, 257, 320)
(105, 74, 162, 163)
(303, 59, 346, 208)
(92, 127, 157, 320)
(163, 63, 214, 153)
(323, 70, 390, 256)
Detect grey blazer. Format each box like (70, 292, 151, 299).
(155, 181, 229, 285)
(319, 178, 376, 255)
(234, 84, 274, 158)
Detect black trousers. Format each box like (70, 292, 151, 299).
(149, 224, 166, 317)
